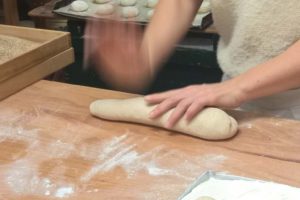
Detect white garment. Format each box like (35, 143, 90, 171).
(211, 0, 300, 77)
(211, 0, 300, 120)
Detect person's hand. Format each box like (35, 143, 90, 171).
(145, 80, 244, 128)
(84, 19, 153, 92)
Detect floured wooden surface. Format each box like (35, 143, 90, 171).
(0, 80, 300, 200)
(0, 34, 40, 64)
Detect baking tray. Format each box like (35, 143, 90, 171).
(178, 171, 300, 200)
(53, 0, 212, 29)
(0, 25, 74, 100)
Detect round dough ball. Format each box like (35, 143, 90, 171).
(147, 9, 154, 20)
(121, 7, 139, 18)
(196, 197, 215, 200)
(70, 0, 89, 12)
(145, 0, 158, 8)
(95, 4, 115, 15)
(198, 1, 211, 14)
(94, 0, 111, 4)
(120, 0, 137, 6)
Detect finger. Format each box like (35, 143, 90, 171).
(125, 23, 144, 68)
(166, 99, 192, 128)
(98, 20, 109, 40)
(123, 25, 138, 63)
(149, 97, 182, 119)
(103, 18, 122, 45)
(126, 23, 139, 52)
(97, 20, 120, 63)
(127, 22, 142, 42)
(115, 23, 133, 58)
(84, 19, 105, 67)
(185, 99, 206, 122)
(145, 89, 181, 104)
(83, 19, 93, 68)
(91, 18, 104, 41)
(111, 8, 120, 21)
(94, 20, 108, 54)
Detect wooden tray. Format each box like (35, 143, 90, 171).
(0, 25, 74, 100)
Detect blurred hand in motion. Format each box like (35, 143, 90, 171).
(84, 19, 153, 93)
(145, 80, 244, 128)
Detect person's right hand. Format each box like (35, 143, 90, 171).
(84, 19, 153, 93)
(145, 80, 243, 128)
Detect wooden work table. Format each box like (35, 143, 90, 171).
(0, 80, 300, 199)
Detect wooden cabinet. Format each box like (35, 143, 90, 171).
(1, 0, 19, 25)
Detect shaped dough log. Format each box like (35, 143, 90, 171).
(90, 97, 238, 140)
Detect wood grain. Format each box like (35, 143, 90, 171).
(0, 48, 74, 100)
(2, 0, 19, 25)
(0, 80, 299, 200)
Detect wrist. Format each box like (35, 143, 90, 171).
(226, 77, 249, 106)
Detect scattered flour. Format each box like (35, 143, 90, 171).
(240, 123, 253, 129)
(0, 120, 228, 199)
(200, 154, 227, 168)
(5, 159, 75, 198)
(55, 186, 75, 198)
(46, 140, 76, 159)
(0, 125, 39, 143)
(81, 134, 227, 182)
(0, 125, 40, 150)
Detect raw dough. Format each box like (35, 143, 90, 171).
(94, 0, 111, 4)
(147, 9, 154, 20)
(121, 7, 139, 18)
(120, 0, 137, 6)
(145, 0, 158, 8)
(95, 4, 115, 15)
(196, 197, 215, 200)
(90, 97, 238, 140)
(70, 0, 89, 12)
(198, 1, 211, 14)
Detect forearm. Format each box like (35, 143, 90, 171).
(233, 40, 300, 103)
(141, 0, 202, 72)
